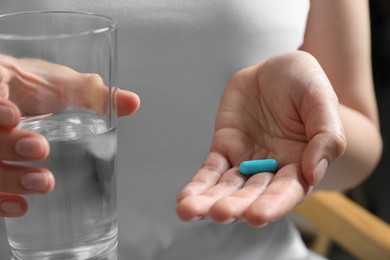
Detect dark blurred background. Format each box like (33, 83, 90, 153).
(360, 0, 390, 223)
(319, 1, 390, 259)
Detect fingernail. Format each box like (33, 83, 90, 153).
(0, 201, 23, 215)
(15, 137, 46, 158)
(250, 222, 270, 229)
(21, 172, 50, 192)
(313, 159, 328, 185)
(218, 217, 238, 225)
(0, 105, 18, 126)
(189, 216, 204, 222)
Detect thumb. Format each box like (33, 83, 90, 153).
(67, 74, 140, 116)
(302, 131, 346, 186)
(292, 54, 348, 187)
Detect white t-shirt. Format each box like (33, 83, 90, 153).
(0, 1, 321, 259)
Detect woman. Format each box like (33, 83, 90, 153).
(0, 1, 382, 259)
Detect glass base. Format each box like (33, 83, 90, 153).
(10, 238, 117, 260)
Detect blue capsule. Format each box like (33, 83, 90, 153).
(239, 159, 278, 175)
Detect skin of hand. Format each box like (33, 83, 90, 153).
(176, 51, 347, 226)
(0, 55, 140, 217)
(177, 0, 382, 227)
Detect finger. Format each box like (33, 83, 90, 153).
(51, 73, 141, 117)
(244, 163, 309, 227)
(0, 129, 49, 161)
(302, 132, 346, 186)
(7, 57, 140, 117)
(67, 73, 109, 115)
(65, 77, 140, 116)
(0, 162, 55, 194)
(116, 89, 141, 116)
(209, 172, 274, 223)
(176, 152, 230, 203)
(53, 76, 140, 117)
(0, 193, 27, 217)
(11, 71, 109, 116)
(0, 99, 21, 128)
(300, 74, 347, 186)
(176, 167, 246, 221)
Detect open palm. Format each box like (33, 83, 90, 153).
(176, 51, 346, 227)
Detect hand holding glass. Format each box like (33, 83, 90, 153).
(0, 11, 120, 260)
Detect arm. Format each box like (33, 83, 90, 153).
(176, 0, 382, 226)
(300, 0, 382, 190)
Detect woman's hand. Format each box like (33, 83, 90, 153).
(0, 55, 140, 217)
(176, 51, 346, 227)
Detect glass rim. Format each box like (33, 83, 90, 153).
(0, 10, 117, 40)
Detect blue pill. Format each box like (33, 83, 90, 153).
(239, 159, 278, 175)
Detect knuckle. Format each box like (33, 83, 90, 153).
(0, 65, 11, 84)
(227, 68, 251, 90)
(84, 73, 104, 86)
(330, 131, 347, 158)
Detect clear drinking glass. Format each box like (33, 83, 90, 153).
(0, 11, 118, 260)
